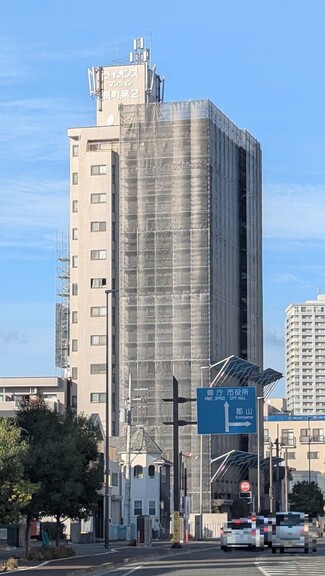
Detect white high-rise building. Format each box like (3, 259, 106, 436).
(65, 38, 263, 512)
(286, 294, 325, 414)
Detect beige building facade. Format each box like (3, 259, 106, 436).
(0, 376, 75, 417)
(264, 398, 325, 479)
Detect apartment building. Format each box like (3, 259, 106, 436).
(286, 294, 325, 414)
(0, 376, 76, 417)
(67, 38, 263, 512)
(265, 398, 325, 494)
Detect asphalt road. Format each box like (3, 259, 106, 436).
(98, 541, 325, 576)
(3, 540, 325, 576)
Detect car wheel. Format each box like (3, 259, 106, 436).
(272, 547, 276, 554)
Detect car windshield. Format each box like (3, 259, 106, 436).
(276, 514, 304, 526)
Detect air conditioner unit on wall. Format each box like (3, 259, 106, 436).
(31, 388, 38, 394)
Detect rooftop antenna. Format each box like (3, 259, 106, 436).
(129, 37, 149, 64)
(149, 29, 152, 68)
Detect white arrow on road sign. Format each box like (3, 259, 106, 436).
(224, 402, 252, 432)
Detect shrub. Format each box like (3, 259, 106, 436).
(27, 545, 75, 561)
(0, 557, 19, 572)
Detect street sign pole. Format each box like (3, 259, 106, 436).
(163, 377, 196, 549)
(172, 376, 181, 549)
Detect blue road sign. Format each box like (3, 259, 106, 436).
(197, 386, 257, 435)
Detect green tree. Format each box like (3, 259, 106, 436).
(289, 480, 324, 517)
(0, 418, 35, 524)
(16, 399, 103, 549)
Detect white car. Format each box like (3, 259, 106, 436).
(271, 511, 316, 553)
(220, 518, 263, 551)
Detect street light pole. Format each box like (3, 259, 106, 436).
(257, 396, 264, 514)
(104, 288, 118, 549)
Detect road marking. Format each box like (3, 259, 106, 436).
(257, 557, 325, 576)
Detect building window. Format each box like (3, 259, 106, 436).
(90, 392, 106, 403)
(72, 283, 78, 296)
(71, 367, 78, 379)
(308, 452, 320, 459)
(91, 164, 107, 175)
(281, 429, 295, 447)
(71, 339, 78, 352)
(134, 500, 142, 516)
(90, 335, 106, 346)
(111, 472, 119, 487)
(91, 193, 107, 204)
(287, 452, 296, 459)
(87, 140, 110, 151)
(90, 306, 106, 317)
(91, 221, 106, 232)
(264, 429, 269, 443)
(90, 364, 106, 374)
(72, 228, 78, 240)
(148, 500, 156, 516)
(91, 250, 106, 260)
(72, 145, 79, 157)
(72, 172, 78, 185)
(72, 311, 78, 323)
(91, 278, 107, 288)
(312, 428, 324, 442)
(161, 467, 166, 483)
(72, 200, 78, 212)
(72, 256, 78, 268)
(112, 164, 116, 185)
(134, 465, 143, 479)
(148, 465, 155, 478)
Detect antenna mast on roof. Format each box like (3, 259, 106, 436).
(129, 37, 150, 64)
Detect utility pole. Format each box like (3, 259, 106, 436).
(124, 373, 132, 537)
(274, 437, 280, 511)
(163, 376, 196, 548)
(284, 447, 288, 512)
(308, 417, 311, 483)
(269, 440, 273, 514)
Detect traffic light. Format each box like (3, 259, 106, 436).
(239, 491, 252, 502)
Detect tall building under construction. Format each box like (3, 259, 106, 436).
(67, 38, 263, 512)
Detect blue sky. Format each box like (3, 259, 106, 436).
(1, 0, 325, 398)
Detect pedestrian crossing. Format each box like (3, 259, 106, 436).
(257, 557, 325, 576)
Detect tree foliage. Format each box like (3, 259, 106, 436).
(289, 480, 324, 517)
(0, 418, 36, 524)
(16, 398, 104, 546)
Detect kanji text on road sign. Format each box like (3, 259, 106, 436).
(196, 386, 257, 435)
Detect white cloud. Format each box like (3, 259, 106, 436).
(263, 183, 325, 241)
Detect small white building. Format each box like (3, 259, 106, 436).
(120, 427, 171, 535)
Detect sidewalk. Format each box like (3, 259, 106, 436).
(0, 539, 191, 576)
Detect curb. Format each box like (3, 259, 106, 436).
(66, 551, 164, 576)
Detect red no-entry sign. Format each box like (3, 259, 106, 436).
(240, 480, 251, 492)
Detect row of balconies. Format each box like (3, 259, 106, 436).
(264, 436, 324, 447)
